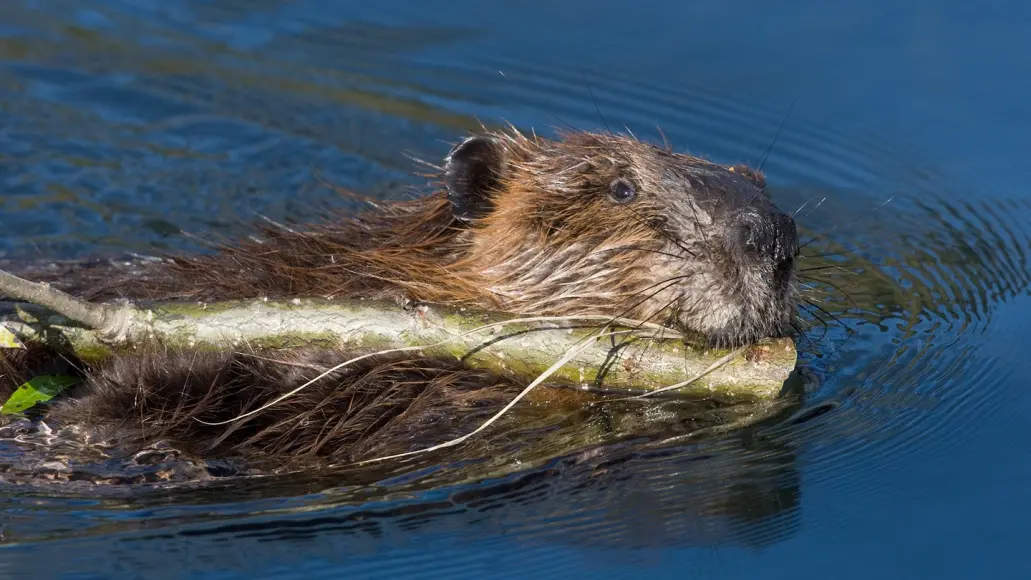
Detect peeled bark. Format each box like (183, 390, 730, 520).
(0, 268, 796, 399)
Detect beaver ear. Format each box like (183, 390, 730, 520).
(444, 135, 506, 222)
(730, 164, 767, 192)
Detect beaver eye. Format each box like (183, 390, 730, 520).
(608, 179, 637, 204)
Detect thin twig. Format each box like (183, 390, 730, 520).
(354, 327, 625, 465)
(0, 268, 130, 339)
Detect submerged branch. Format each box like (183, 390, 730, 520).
(0, 268, 796, 399)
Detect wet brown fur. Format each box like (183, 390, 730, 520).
(1, 128, 799, 469)
(65, 129, 793, 336)
(57, 349, 520, 463)
(0, 341, 525, 466)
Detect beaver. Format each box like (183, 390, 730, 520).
(0, 127, 800, 469)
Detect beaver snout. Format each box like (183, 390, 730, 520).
(731, 205, 799, 267)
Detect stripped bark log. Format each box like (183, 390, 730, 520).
(1, 268, 796, 399)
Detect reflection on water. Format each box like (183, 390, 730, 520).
(2, 420, 804, 575)
(2, 0, 1030, 577)
(1, 379, 805, 549)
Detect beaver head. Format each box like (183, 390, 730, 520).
(444, 129, 800, 347)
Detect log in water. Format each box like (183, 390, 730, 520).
(1, 269, 796, 399)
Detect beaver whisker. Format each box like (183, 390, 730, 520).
(791, 195, 828, 219)
(618, 278, 696, 331)
(796, 303, 833, 342)
(798, 264, 859, 275)
(798, 196, 895, 251)
(801, 244, 880, 261)
(800, 296, 848, 329)
(798, 282, 835, 293)
(797, 274, 860, 312)
(796, 293, 837, 306)
(579, 69, 640, 169)
(633, 296, 688, 334)
(790, 315, 812, 333)
(790, 319, 817, 351)
(757, 99, 795, 173)
(799, 296, 851, 336)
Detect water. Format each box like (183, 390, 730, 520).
(1, 0, 1030, 578)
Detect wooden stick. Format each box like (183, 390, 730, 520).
(1, 268, 796, 398)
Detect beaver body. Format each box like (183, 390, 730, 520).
(1, 128, 800, 468)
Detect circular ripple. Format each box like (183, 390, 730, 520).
(2, 1, 1029, 574)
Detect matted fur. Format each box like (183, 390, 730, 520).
(1, 128, 799, 467)
(46, 348, 521, 464)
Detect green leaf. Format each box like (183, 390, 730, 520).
(1, 375, 80, 415)
(0, 324, 23, 349)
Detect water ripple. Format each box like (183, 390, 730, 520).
(2, 2, 1030, 576)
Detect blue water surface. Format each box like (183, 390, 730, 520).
(1, 1, 1030, 578)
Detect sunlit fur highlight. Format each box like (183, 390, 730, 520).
(1, 127, 799, 467)
(74, 128, 797, 345)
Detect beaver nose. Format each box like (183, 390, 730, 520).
(734, 206, 799, 265)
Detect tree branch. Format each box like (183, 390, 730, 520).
(0, 268, 132, 340)
(1, 268, 796, 399)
